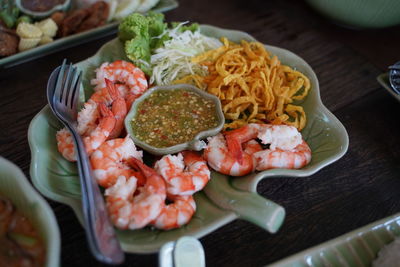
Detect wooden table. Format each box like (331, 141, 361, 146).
(1, 0, 400, 266)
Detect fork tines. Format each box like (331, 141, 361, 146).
(55, 59, 82, 110)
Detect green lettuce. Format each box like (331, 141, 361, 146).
(118, 12, 167, 75)
(124, 36, 151, 74)
(147, 12, 166, 38)
(118, 13, 149, 42)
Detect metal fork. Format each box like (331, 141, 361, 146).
(47, 59, 124, 264)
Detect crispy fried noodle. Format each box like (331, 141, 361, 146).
(176, 37, 311, 131)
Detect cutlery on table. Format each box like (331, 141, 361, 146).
(389, 61, 400, 94)
(47, 59, 125, 264)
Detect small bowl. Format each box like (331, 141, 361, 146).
(15, 0, 71, 19)
(0, 157, 60, 267)
(124, 84, 225, 156)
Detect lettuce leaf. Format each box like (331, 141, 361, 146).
(118, 13, 149, 42)
(124, 35, 151, 74)
(147, 12, 167, 38)
(118, 12, 167, 75)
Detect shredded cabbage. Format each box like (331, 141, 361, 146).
(150, 23, 222, 86)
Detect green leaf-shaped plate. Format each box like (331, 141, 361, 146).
(28, 25, 349, 253)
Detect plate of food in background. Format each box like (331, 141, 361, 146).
(28, 12, 349, 253)
(0, 156, 60, 266)
(0, 0, 178, 68)
(269, 213, 400, 266)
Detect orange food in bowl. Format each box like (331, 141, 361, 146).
(0, 196, 46, 266)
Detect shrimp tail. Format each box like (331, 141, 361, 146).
(122, 156, 147, 186)
(128, 158, 153, 177)
(224, 125, 259, 164)
(84, 103, 116, 155)
(225, 135, 244, 164)
(105, 78, 118, 99)
(224, 126, 249, 164)
(130, 169, 146, 187)
(105, 78, 127, 139)
(181, 150, 204, 165)
(128, 158, 167, 195)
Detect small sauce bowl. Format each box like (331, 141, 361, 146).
(124, 84, 225, 156)
(15, 0, 71, 19)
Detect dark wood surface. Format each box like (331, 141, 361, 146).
(1, 0, 400, 266)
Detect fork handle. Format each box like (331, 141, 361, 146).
(67, 125, 125, 264)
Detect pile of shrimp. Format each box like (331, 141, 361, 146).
(56, 60, 211, 230)
(96, 144, 209, 230)
(56, 60, 148, 162)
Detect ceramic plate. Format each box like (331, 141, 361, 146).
(270, 213, 400, 266)
(0, 157, 60, 267)
(0, 0, 178, 69)
(28, 25, 349, 253)
(377, 73, 400, 103)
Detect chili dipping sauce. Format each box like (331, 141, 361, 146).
(132, 89, 219, 148)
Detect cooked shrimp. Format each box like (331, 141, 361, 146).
(56, 103, 116, 162)
(58, 101, 102, 161)
(82, 78, 127, 139)
(256, 124, 305, 151)
(76, 101, 100, 136)
(154, 151, 211, 196)
(87, 86, 113, 105)
(231, 123, 311, 170)
(203, 133, 262, 176)
(253, 125, 311, 171)
(90, 135, 143, 188)
(83, 103, 116, 155)
(56, 128, 76, 162)
(105, 78, 127, 139)
(105, 158, 166, 230)
(224, 124, 260, 164)
(151, 195, 196, 230)
(90, 60, 148, 96)
(105, 176, 137, 229)
(215, 123, 312, 172)
(254, 140, 311, 170)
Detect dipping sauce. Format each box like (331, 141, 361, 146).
(132, 89, 220, 148)
(0, 196, 46, 267)
(21, 0, 66, 12)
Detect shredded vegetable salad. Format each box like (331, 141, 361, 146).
(149, 24, 222, 86)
